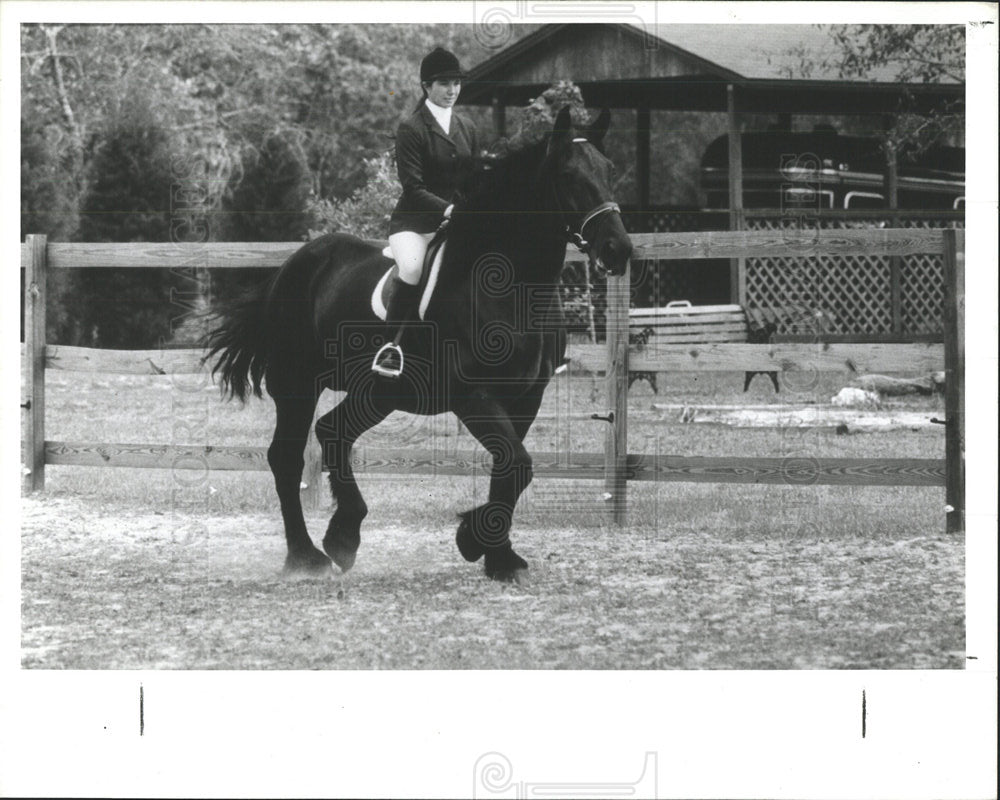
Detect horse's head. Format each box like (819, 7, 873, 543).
(543, 106, 633, 276)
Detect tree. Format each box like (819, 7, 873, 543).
(834, 25, 964, 155)
(75, 94, 181, 347)
(221, 132, 313, 242)
(781, 25, 965, 155)
(827, 24, 964, 84)
(19, 24, 543, 343)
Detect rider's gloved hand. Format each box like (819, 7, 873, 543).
(444, 204, 454, 219)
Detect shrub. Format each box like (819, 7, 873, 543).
(305, 150, 399, 240)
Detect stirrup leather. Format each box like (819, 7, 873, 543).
(372, 341, 404, 378)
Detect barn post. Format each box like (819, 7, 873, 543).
(605, 259, 630, 525)
(726, 84, 746, 305)
(22, 234, 48, 493)
(942, 228, 965, 533)
(636, 104, 651, 220)
(885, 127, 903, 335)
(491, 93, 506, 138)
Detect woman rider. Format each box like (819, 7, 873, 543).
(373, 46, 481, 377)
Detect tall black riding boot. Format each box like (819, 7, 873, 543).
(372, 277, 422, 377)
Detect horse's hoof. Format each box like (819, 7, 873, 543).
(327, 545, 357, 573)
(486, 566, 529, 585)
(323, 513, 362, 572)
(483, 545, 528, 582)
(323, 533, 359, 572)
(283, 548, 333, 576)
(456, 510, 486, 563)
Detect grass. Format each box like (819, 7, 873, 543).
(20, 368, 962, 669)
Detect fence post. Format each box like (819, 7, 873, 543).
(605, 259, 630, 525)
(942, 228, 965, 533)
(22, 234, 47, 493)
(726, 84, 746, 306)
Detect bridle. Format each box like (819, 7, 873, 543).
(566, 201, 621, 253)
(558, 138, 621, 273)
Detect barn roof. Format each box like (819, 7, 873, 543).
(643, 23, 878, 82)
(460, 23, 963, 114)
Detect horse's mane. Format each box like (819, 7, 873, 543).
(456, 137, 550, 218)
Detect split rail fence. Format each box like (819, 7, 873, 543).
(21, 228, 964, 532)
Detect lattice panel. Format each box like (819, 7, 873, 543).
(565, 212, 960, 339)
(745, 216, 960, 338)
(900, 252, 944, 334)
(898, 218, 962, 336)
(746, 254, 893, 336)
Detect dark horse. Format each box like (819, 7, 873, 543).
(205, 107, 632, 582)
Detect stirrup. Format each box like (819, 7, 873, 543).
(372, 342, 404, 378)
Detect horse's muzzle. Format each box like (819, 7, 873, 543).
(599, 235, 632, 276)
(591, 219, 632, 277)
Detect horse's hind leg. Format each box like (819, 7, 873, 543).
(315, 392, 390, 571)
(269, 394, 332, 574)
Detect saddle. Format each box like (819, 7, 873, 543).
(371, 229, 448, 322)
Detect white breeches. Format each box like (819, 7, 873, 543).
(388, 231, 434, 285)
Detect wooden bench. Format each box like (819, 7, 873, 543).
(627, 300, 779, 393)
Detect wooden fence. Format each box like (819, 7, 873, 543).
(20, 228, 965, 532)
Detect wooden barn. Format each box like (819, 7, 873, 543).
(459, 24, 965, 341)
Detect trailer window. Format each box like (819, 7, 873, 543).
(781, 187, 833, 210)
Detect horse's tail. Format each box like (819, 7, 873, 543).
(202, 275, 276, 403)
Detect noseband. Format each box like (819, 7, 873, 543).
(566, 201, 621, 254)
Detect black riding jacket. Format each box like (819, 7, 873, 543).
(389, 103, 480, 235)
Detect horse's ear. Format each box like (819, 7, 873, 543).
(547, 106, 573, 155)
(589, 108, 611, 148)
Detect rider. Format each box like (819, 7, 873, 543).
(373, 46, 481, 377)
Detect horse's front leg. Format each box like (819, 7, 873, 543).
(315, 391, 389, 572)
(457, 381, 546, 560)
(454, 397, 533, 582)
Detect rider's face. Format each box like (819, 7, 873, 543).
(425, 79, 461, 108)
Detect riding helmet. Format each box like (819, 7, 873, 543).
(420, 47, 465, 83)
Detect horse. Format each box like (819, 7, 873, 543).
(204, 106, 633, 583)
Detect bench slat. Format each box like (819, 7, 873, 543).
(630, 312, 747, 326)
(631, 304, 743, 315)
(649, 322, 749, 334)
(650, 329, 752, 344)
(629, 302, 754, 345)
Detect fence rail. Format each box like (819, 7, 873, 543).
(20, 229, 964, 532)
(568, 342, 944, 375)
(20, 228, 947, 269)
(43, 441, 945, 488)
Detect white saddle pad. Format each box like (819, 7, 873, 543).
(372, 242, 446, 321)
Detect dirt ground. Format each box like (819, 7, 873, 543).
(21, 487, 964, 670)
(20, 369, 962, 669)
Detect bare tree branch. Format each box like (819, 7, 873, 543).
(40, 24, 85, 156)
